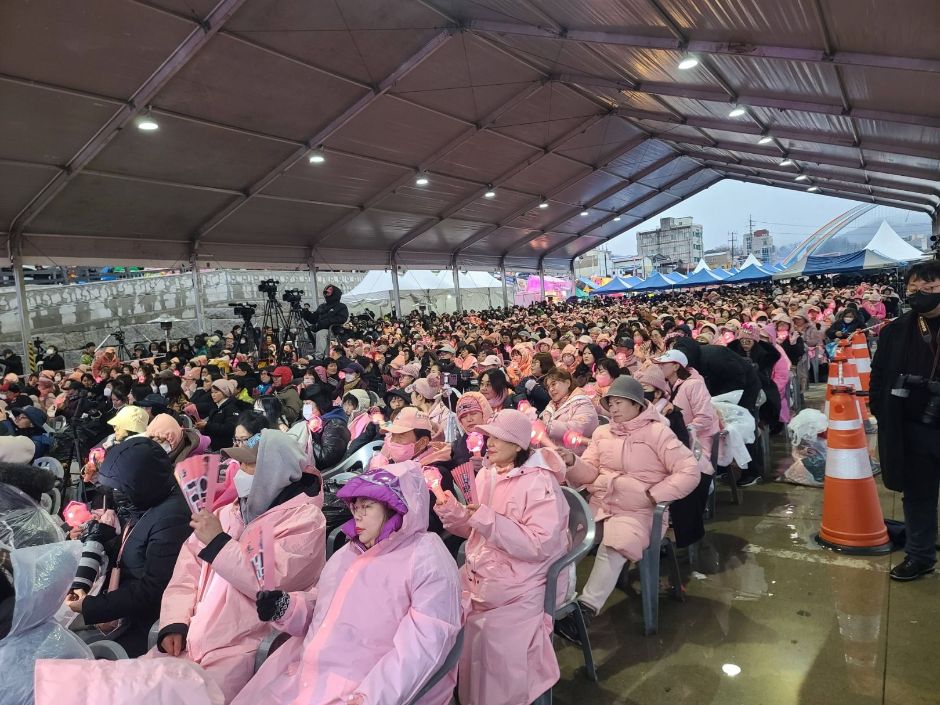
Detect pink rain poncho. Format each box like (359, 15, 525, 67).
(434, 448, 570, 705)
(230, 461, 461, 705)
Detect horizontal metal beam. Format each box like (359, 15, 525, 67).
(469, 19, 940, 74)
(615, 106, 940, 162)
(639, 126, 940, 183)
(8, 0, 250, 236)
(683, 150, 940, 199)
(504, 151, 680, 255)
(564, 176, 723, 262)
(711, 161, 937, 208)
(726, 174, 934, 214)
(190, 30, 453, 245)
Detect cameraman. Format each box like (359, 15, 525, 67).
(871, 259, 940, 582)
(301, 284, 349, 358)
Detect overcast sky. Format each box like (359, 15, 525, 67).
(604, 180, 930, 256)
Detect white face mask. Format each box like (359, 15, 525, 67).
(46, 349, 54, 356)
(302, 404, 315, 421)
(159, 441, 173, 454)
(158, 384, 168, 396)
(233, 468, 254, 498)
(103, 387, 112, 397)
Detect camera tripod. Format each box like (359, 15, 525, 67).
(284, 302, 317, 358)
(233, 313, 261, 356)
(95, 330, 134, 360)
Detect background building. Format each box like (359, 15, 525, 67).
(574, 249, 614, 278)
(703, 248, 733, 269)
(611, 254, 653, 278)
(636, 217, 704, 273)
(744, 228, 775, 262)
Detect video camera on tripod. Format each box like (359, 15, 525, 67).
(259, 279, 279, 299)
(229, 302, 257, 319)
(282, 288, 304, 306)
(891, 373, 940, 427)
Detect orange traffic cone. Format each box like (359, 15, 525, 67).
(815, 387, 891, 554)
(824, 346, 861, 418)
(849, 332, 876, 434)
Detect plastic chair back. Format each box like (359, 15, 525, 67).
(543, 487, 595, 615)
(33, 456, 64, 480)
(253, 630, 292, 673)
(89, 640, 129, 660)
(405, 628, 464, 705)
(322, 440, 384, 481)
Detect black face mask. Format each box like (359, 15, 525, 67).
(907, 291, 940, 315)
(643, 390, 657, 402)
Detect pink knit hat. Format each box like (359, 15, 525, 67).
(738, 322, 760, 341)
(476, 409, 532, 450)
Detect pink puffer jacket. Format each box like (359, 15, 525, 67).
(568, 402, 699, 561)
(435, 449, 570, 705)
(158, 493, 326, 703)
(539, 391, 599, 455)
(670, 371, 720, 476)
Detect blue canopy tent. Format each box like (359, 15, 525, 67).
(674, 268, 727, 287)
(722, 263, 774, 284)
(589, 276, 635, 295)
(621, 275, 643, 287)
(726, 267, 739, 275)
(629, 271, 679, 292)
(773, 249, 909, 279)
(712, 268, 732, 278)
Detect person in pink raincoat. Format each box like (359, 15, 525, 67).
(230, 462, 461, 705)
(538, 368, 599, 456)
(434, 410, 570, 705)
(156, 429, 326, 703)
(554, 377, 698, 641)
(760, 324, 792, 424)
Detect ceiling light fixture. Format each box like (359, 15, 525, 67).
(308, 149, 326, 164)
(677, 55, 699, 70)
(483, 185, 496, 198)
(728, 105, 747, 118)
(415, 173, 429, 186)
(795, 174, 810, 182)
(758, 135, 773, 145)
(779, 158, 794, 167)
(136, 107, 159, 131)
(580, 209, 590, 216)
(807, 186, 820, 192)
(613, 216, 621, 222)
(538, 197, 549, 209)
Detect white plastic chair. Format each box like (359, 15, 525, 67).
(89, 640, 129, 660)
(322, 440, 384, 481)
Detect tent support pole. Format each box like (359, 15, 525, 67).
(538, 259, 547, 302)
(500, 258, 509, 309)
(570, 260, 577, 290)
(452, 257, 462, 313)
(11, 236, 33, 370)
(307, 258, 320, 308)
(390, 257, 402, 318)
(932, 212, 940, 258)
(190, 253, 206, 334)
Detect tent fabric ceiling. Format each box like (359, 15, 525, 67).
(1, 0, 937, 272)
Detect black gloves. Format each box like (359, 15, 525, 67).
(256, 590, 289, 622)
(80, 520, 117, 545)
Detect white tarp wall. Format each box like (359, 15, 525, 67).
(343, 270, 503, 316)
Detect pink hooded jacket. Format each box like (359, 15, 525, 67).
(157, 492, 326, 703)
(568, 402, 699, 561)
(763, 325, 792, 423)
(435, 449, 571, 705)
(670, 370, 720, 477)
(230, 462, 461, 705)
(539, 391, 599, 456)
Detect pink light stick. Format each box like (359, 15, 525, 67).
(466, 431, 484, 456)
(307, 415, 324, 433)
(422, 466, 447, 503)
(63, 501, 93, 528)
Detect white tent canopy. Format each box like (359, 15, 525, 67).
(344, 269, 503, 315)
(865, 220, 927, 261)
(740, 253, 763, 268)
(692, 258, 711, 273)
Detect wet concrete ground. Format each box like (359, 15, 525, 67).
(552, 385, 938, 705)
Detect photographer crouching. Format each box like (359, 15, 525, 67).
(301, 284, 349, 358)
(871, 260, 940, 582)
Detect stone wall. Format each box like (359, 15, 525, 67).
(0, 269, 367, 367)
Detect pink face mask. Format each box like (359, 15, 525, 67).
(384, 440, 416, 463)
(595, 371, 612, 387)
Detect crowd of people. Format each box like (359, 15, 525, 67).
(0, 269, 921, 705)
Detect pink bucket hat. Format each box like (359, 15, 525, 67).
(738, 322, 761, 341)
(476, 409, 532, 450)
